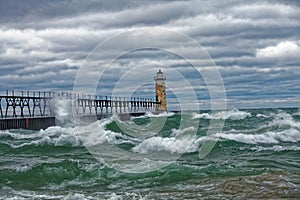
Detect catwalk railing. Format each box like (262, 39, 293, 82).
(0, 90, 159, 119)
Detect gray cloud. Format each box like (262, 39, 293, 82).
(0, 0, 299, 109)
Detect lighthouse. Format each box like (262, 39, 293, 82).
(154, 69, 167, 111)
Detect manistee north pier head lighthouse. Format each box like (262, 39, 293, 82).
(0, 70, 167, 130)
(154, 69, 167, 111)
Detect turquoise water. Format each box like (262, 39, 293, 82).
(0, 108, 299, 199)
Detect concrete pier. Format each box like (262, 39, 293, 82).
(0, 117, 55, 130)
(0, 90, 159, 130)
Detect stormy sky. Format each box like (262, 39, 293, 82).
(0, 0, 299, 109)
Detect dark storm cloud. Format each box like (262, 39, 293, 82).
(0, 0, 299, 108)
(0, 0, 148, 25)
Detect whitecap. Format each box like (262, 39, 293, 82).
(132, 136, 197, 154)
(261, 111, 300, 129)
(214, 128, 300, 144)
(132, 111, 175, 119)
(249, 145, 300, 152)
(132, 126, 199, 154)
(192, 109, 251, 120)
(256, 113, 269, 118)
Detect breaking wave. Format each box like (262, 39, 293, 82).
(1, 108, 299, 155)
(132, 111, 175, 119)
(215, 128, 300, 144)
(0, 118, 139, 149)
(192, 109, 251, 120)
(261, 111, 300, 129)
(132, 127, 198, 154)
